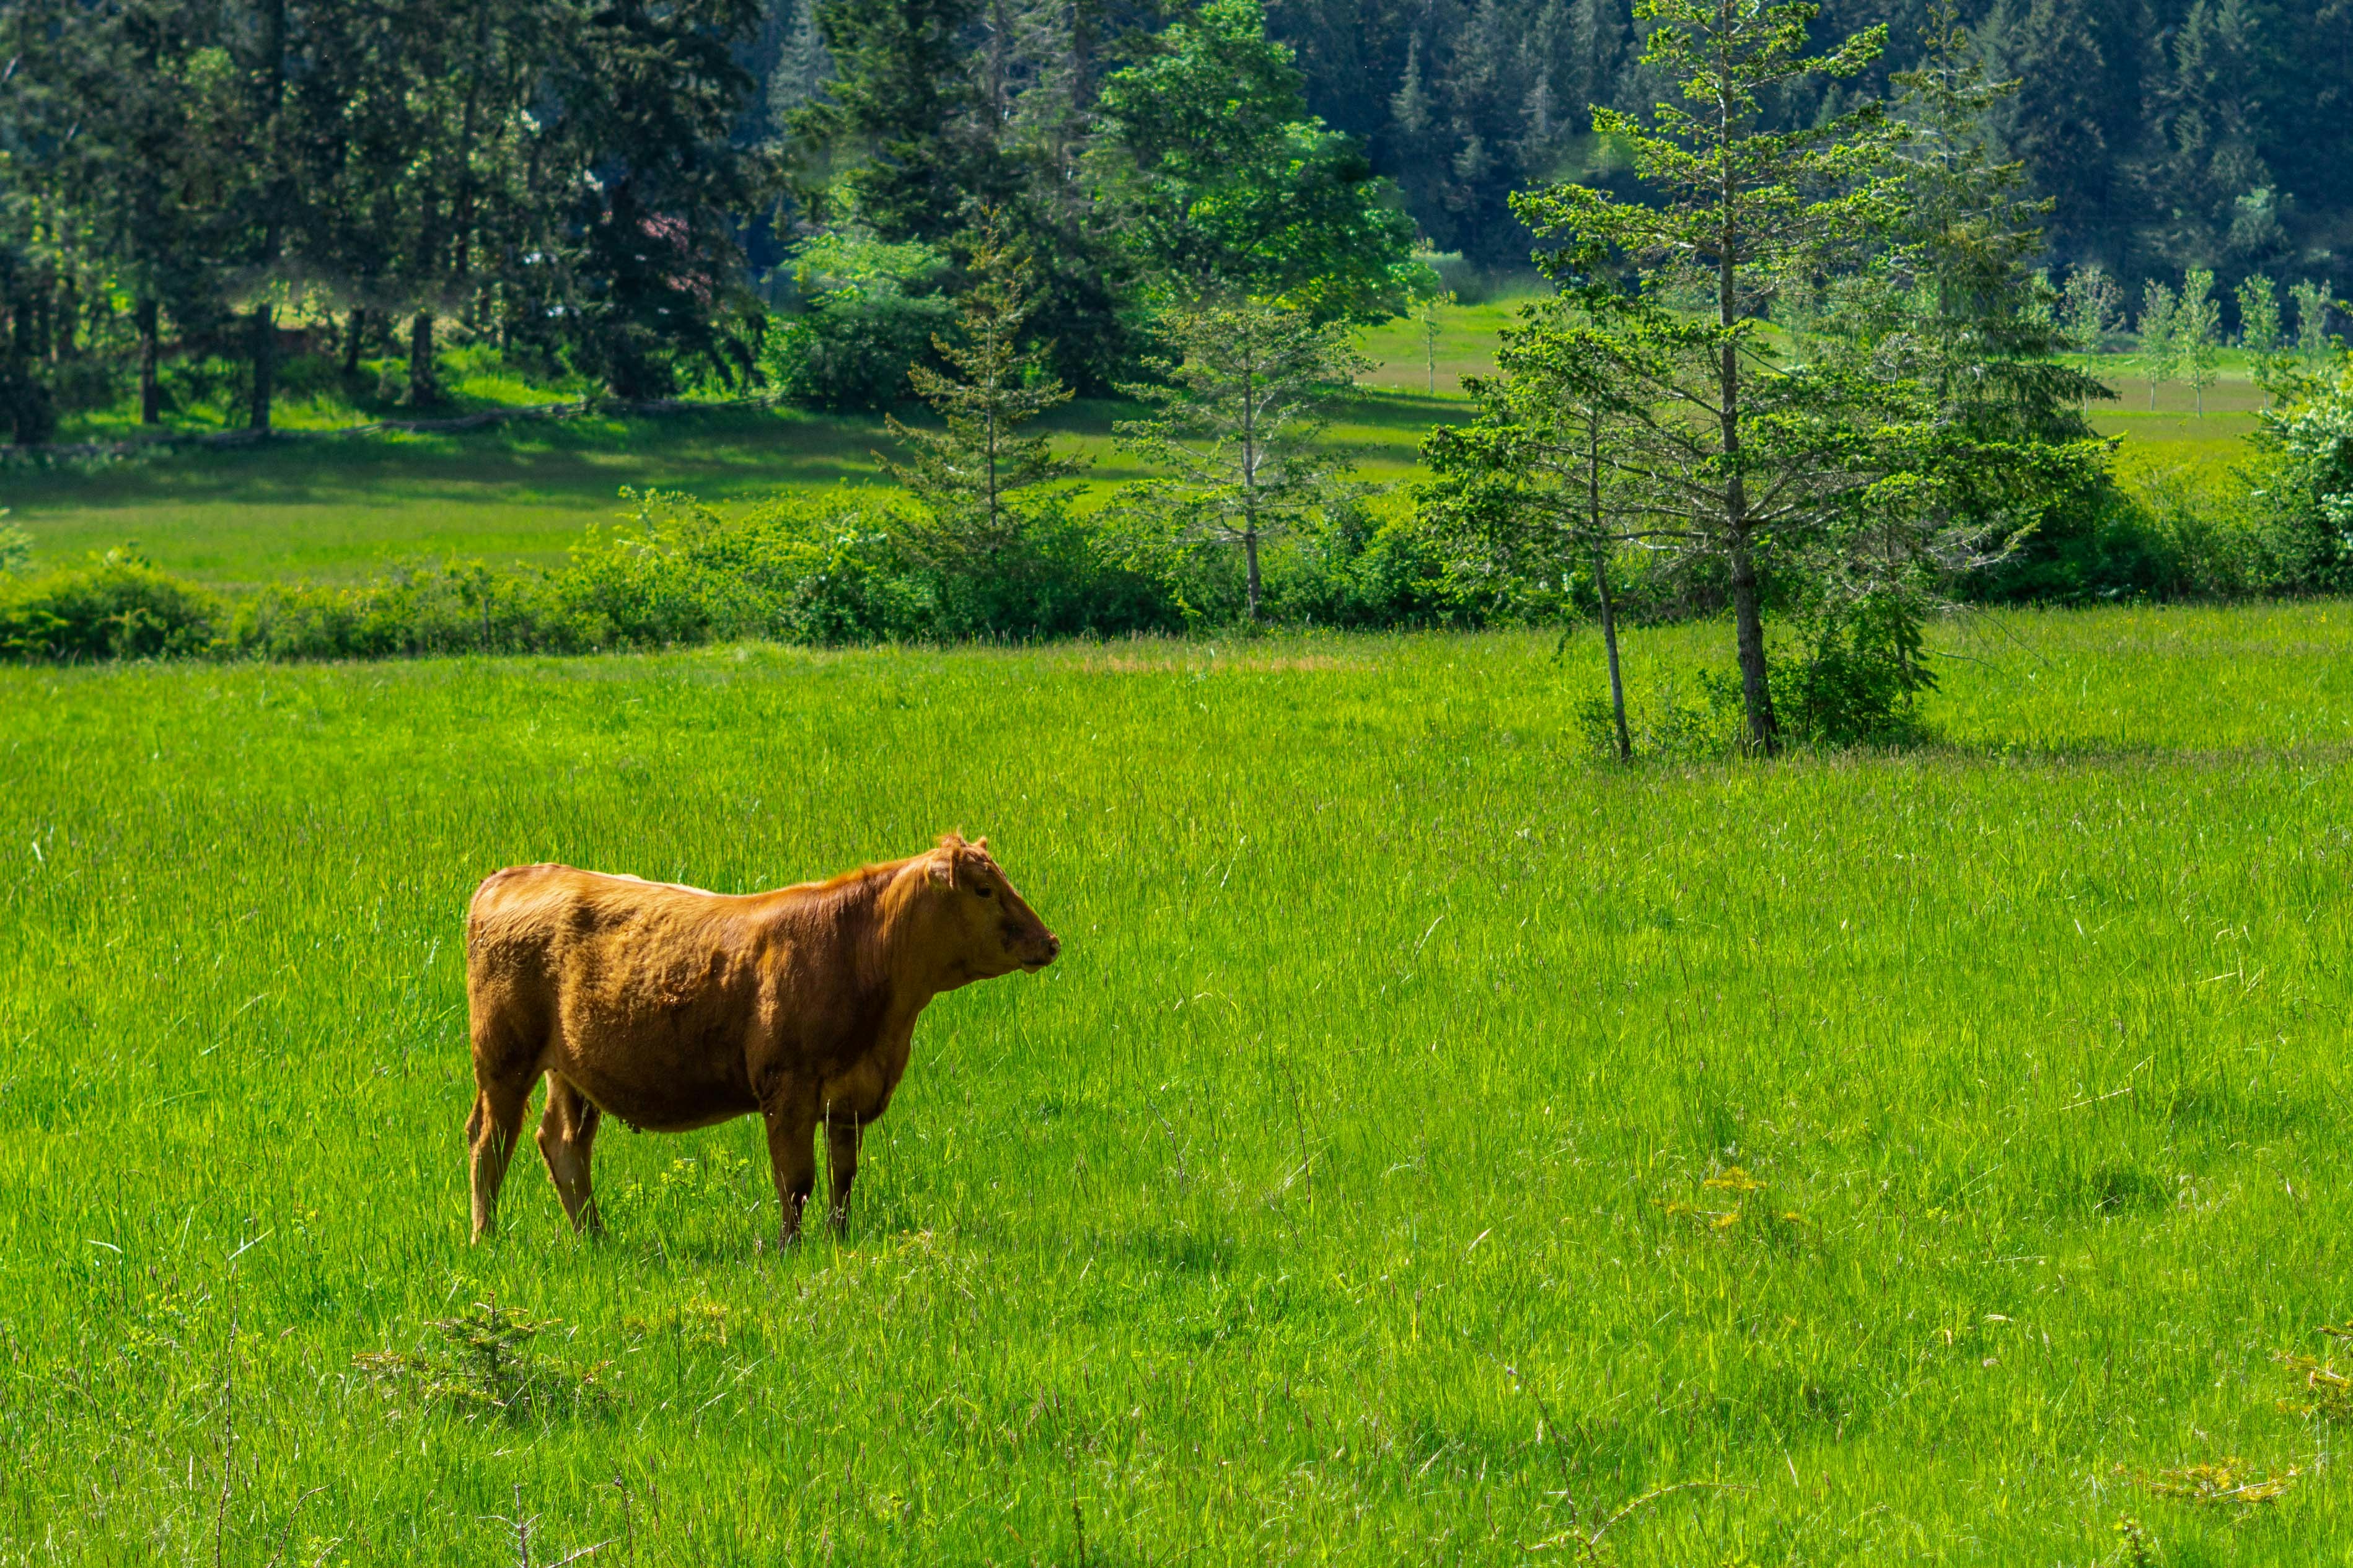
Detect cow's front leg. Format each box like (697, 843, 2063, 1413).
(762, 1096, 819, 1246)
(824, 1112, 862, 1237)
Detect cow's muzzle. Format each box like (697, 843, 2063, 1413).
(1024, 932, 1062, 971)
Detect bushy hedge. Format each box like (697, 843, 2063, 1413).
(229, 493, 921, 659)
(0, 488, 1476, 664)
(0, 548, 224, 659)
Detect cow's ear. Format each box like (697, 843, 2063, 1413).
(928, 853, 956, 888)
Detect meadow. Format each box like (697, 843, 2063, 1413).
(2, 306, 2264, 589)
(2, 603, 2349, 1566)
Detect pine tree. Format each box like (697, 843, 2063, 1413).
(797, 0, 1003, 242)
(1113, 298, 1371, 621)
(2135, 0, 2280, 269)
(1976, 0, 2116, 262)
(1510, 0, 1896, 751)
(881, 215, 1083, 566)
(1881, 1, 2110, 443)
(769, 0, 837, 123)
(1565, 0, 1624, 118)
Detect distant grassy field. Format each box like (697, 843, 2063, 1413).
(0, 314, 2287, 585)
(0, 394, 1447, 586)
(3, 604, 2349, 1564)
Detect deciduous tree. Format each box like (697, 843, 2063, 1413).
(2139, 279, 2179, 410)
(1088, 0, 1421, 322)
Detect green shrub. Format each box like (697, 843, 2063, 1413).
(1266, 501, 1467, 629)
(0, 548, 220, 659)
(229, 491, 939, 660)
(231, 563, 597, 660)
(2247, 349, 2353, 591)
(1768, 593, 1935, 748)
(762, 235, 953, 413)
(587, 488, 935, 646)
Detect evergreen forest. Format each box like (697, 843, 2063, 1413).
(4, 0, 2347, 437)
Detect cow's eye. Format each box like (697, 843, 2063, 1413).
(974, 883, 995, 898)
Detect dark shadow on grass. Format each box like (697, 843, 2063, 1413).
(8, 406, 907, 525)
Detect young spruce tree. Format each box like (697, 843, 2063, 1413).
(1114, 298, 1371, 622)
(881, 214, 1083, 569)
(1881, 2, 2110, 444)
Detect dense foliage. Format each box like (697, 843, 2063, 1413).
(1262, 0, 2353, 294)
(0, 0, 775, 440)
(0, 483, 1469, 659)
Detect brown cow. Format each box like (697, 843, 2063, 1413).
(462, 833, 1058, 1245)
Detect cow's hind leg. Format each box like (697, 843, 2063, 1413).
(467, 1077, 531, 1243)
(536, 1073, 604, 1236)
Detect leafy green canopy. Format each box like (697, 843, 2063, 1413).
(1088, 0, 1424, 322)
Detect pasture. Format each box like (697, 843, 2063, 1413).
(2, 605, 2349, 1565)
(1, 311, 2261, 589)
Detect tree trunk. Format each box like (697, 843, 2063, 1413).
(344, 307, 366, 377)
(247, 302, 275, 432)
(408, 310, 438, 405)
(136, 299, 162, 425)
(1725, 528, 1775, 752)
(1585, 410, 1629, 761)
(1243, 527, 1263, 622)
(1593, 541, 1630, 763)
(1717, 128, 1775, 755)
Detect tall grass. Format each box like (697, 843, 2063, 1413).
(2, 606, 2349, 1564)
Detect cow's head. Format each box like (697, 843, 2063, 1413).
(923, 833, 1060, 983)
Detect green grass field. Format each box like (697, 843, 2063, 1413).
(0, 395, 1450, 587)
(1, 312, 2283, 592)
(4, 605, 2350, 1565)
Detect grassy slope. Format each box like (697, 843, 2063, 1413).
(0, 397, 1443, 587)
(2, 605, 2349, 1565)
(2, 309, 2276, 588)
